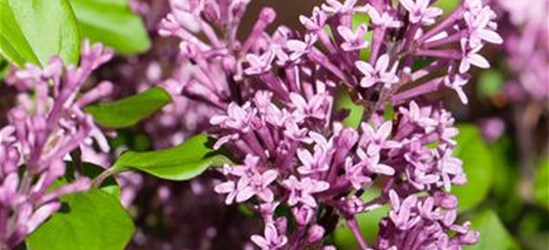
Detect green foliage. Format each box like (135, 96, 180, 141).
(452, 124, 494, 212)
(0, 0, 80, 67)
(64, 161, 121, 197)
(85, 87, 171, 129)
(477, 70, 504, 99)
(334, 188, 390, 249)
(0, 55, 8, 80)
(27, 189, 135, 250)
(336, 89, 364, 128)
(434, 0, 460, 14)
(68, 0, 151, 54)
(463, 210, 519, 250)
(534, 157, 549, 210)
(111, 134, 231, 181)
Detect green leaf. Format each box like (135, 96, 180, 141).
(0, 0, 80, 67)
(434, 0, 460, 14)
(111, 134, 231, 181)
(85, 87, 171, 129)
(27, 189, 135, 250)
(463, 210, 519, 250)
(64, 161, 121, 198)
(452, 124, 494, 212)
(336, 89, 364, 128)
(534, 157, 549, 210)
(68, 0, 151, 54)
(0, 55, 8, 80)
(334, 188, 390, 249)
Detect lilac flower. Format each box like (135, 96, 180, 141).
(345, 157, 372, 190)
(251, 223, 288, 250)
(459, 40, 490, 73)
(244, 50, 276, 76)
(282, 176, 330, 208)
(322, 0, 360, 14)
(215, 155, 278, 204)
(464, 6, 503, 47)
(0, 42, 113, 248)
(360, 121, 401, 156)
(338, 24, 369, 51)
(399, 0, 442, 25)
(158, 0, 502, 248)
(297, 147, 329, 175)
(357, 149, 395, 176)
(444, 73, 471, 104)
(367, 6, 403, 29)
(355, 54, 399, 88)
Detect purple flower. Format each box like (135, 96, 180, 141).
(367, 6, 403, 29)
(444, 73, 470, 104)
(244, 50, 276, 75)
(355, 54, 399, 88)
(282, 176, 329, 208)
(357, 148, 395, 176)
(464, 7, 503, 47)
(338, 24, 369, 51)
(215, 155, 278, 204)
(399, 0, 442, 25)
(344, 157, 372, 190)
(0, 42, 112, 248)
(459, 40, 490, 73)
(322, 0, 361, 14)
(360, 121, 401, 155)
(251, 223, 288, 250)
(297, 147, 329, 175)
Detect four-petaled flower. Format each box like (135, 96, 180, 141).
(360, 121, 401, 156)
(290, 92, 331, 121)
(297, 147, 329, 175)
(399, 0, 443, 25)
(338, 24, 370, 51)
(399, 101, 438, 130)
(389, 190, 421, 230)
(367, 6, 403, 28)
(459, 39, 490, 73)
(282, 176, 330, 207)
(322, 0, 362, 14)
(464, 7, 503, 47)
(251, 223, 288, 250)
(244, 50, 275, 75)
(355, 54, 399, 88)
(344, 157, 372, 190)
(357, 148, 395, 176)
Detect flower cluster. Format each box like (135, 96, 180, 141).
(159, 0, 502, 248)
(496, 0, 548, 101)
(0, 43, 112, 248)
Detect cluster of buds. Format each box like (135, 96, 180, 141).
(159, 0, 502, 249)
(0, 43, 113, 248)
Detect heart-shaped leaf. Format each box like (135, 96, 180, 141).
(85, 87, 171, 129)
(26, 189, 135, 250)
(111, 134, 231, 181)
(0, 0, 80, 67)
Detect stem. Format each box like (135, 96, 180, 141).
(92, 168, 121, 188)
(346, 218, 369, 249)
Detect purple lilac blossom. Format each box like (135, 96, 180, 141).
(496, 0, 549, 101)
(160, 0, 502, 248)
(0, 42, 113, 249)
